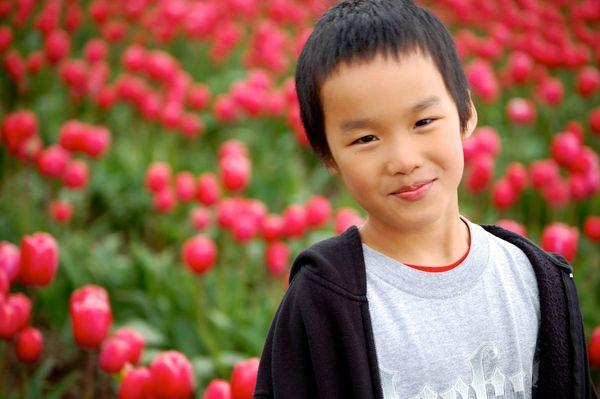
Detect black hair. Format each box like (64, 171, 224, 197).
(295, 0, 471, 164)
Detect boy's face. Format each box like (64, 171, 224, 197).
(321, 51, 476, 234)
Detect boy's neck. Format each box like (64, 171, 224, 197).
(358, 210, 470, 268)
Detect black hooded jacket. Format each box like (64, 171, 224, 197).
(254, 224, 597, 398)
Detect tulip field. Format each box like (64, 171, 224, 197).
(0, 0, 599, 397)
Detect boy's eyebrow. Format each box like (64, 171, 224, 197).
(409, 95, 441, 114)
(338, 96, 441, 133)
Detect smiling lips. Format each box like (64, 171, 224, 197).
(391, 179, 436, 201)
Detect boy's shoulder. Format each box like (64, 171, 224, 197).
(289, 225, 368, 297)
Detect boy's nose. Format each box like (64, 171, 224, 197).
(384, 136, 423, 175)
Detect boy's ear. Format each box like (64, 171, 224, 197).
(462, 98, 478, 139)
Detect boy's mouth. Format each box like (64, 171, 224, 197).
(390, 179, 436, 195)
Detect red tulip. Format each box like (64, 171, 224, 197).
(590, 107, 600, 136)
(203, 379, 232, 399)
(82, 126, 111, 158)
(113, 327, 145, 365)
(59, 120, 86, 152)
(188, 83, 211, 110)
(175, 171, 197, 203)
(466, 154, 494, 193)
(15, 327, 43, 363)
(196, 172, 221, 206)
(37, 145, 70, 179)
(178, 113, 204, 138)
(506, 51, 534, 84)
(230, 358, 260, 399)
(335, 208, 364, 234)
(70, 285, 112, 348)
(535, 77, 564, 106)
(150, 351, 195, 399)
(83, 38, 108, 64)
(473, 126, 501, 157)
(145, 162, 172, 193)
(153, 188, 177, 213)
(305, 196, 331, 228)
(551, 131, 581, 168)
(505, 162, 528, 192)
(1, 110, 38, 155)
(182, 235, 217, 275)
(540, 223, 578, 262)
(50, 200, 73, 223)
(577, 66, 600, 97)
(261, 214, 285, 242)
(283, 204, 307, 238)
(190, 207, 211, 231)
(465, 60, 499, 102)
(589, 327, 600, 368)
(584, 216, 600, 242)
(8, 293, 32, 332)
(214, 95, 238, 122)
(265, 242, 290, 276)
(119, 367, 152, 399)
(0, 271, 7, 299)
(530, 159, 560, 190)
(219, 140, 249, 160)
(220, 155, 251, 192)
(4, 50, 25, 81)
(63, 159, 89, 189)
(44, 29, 70, 64)
(492, 179, 518, 209)
(506, 98, 536, 124)
(19, 232, 58, 287)
(0, 242, 20, 283)
(541, 179, 570, 208)
(496, 219, 527, 237)
(99, 336, 131, 373)
(0, 300, 19, 340)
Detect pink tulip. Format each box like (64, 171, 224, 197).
(0, 242, 21, 283)
(265, 242, 290, 276)
(496, 219, 527, 237)
(119, 367, 152, 399)
(506, 98, 536, 124)
(305, 196, 331, 228)
(203, 379, 232, 399)
(70, 285, 112, 348)
(584, 216, 600, 242)
(19, 232, 59, 287)
(182, 235, 217, 275)
(196, 173, 221, 206)
(63, 159, 89, 189)
(99, 336, 131, 373)
(540, 223, 579, 262)
(150, 351, 195, 399)
(15, 327, 43, 363)
(50, 200, 73, 223)
(37, 145, 70, 179)
(283, 204, 307, 238)
(145, 162, 172, 193)
(231, 358, 260, 399)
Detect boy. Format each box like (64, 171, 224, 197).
(254, 0, 597, 398)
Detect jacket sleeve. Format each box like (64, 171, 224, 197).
(254, 270, 318, 398)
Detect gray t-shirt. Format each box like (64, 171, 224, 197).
(364, 218, 540, 399)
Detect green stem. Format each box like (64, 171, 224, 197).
(0, 342, 6, 397)
(83, 350, 96, 399)
(19, 363, 27, 399)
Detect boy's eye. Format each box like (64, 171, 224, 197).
(415, 118, 435, 128)
(352, 134, 377, 145)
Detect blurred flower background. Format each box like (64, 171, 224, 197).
(0, 0, 599, 397)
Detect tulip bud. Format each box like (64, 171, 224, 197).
(99, 336, 131, 373)
(576, 66, 599, 97)
(584, 216, 600, 242)
(0, 300, 19, 340)
(496, 219, 527, 237)
(335, 208, 364, 234)
(150, 351, 194, 399)
(230, 358, 260, 399)
(203, 379, 232, 399)
(190, 207, 211, 231)
(305, 196, 331, 228)
(44, 29, 70, 64)
(8, 293, 32, 331)
(261, 214, 284, 242)
(19, 232, 59, 287)
(63, 159, 89, 189)
(182, 235, 217, 275)
(220, 155, 251, 192)
(50, 200, 73, 223)
(0, 242, 21, 283)
(265, 242, 290, 276)
(540, 223, 578, 262)
(466, 154, 494, 193)
(589, 327, 600, 368)
(175, 171, 196, 203)
(70, 285, 112, 348)
(492, 179, 518, 209)
(196, 173, 221, 206)
(37, 145, 70, 179)
(505, 162, 528, 192)
(119, 367, 152, 399)
(283, 205, 307, 238)
(15, 327, 43, 363)
(529, 159, 560, 190)
(506, 98, 536, 124)
(145, 162, 171, 193)
(113, 327, 145, 365)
